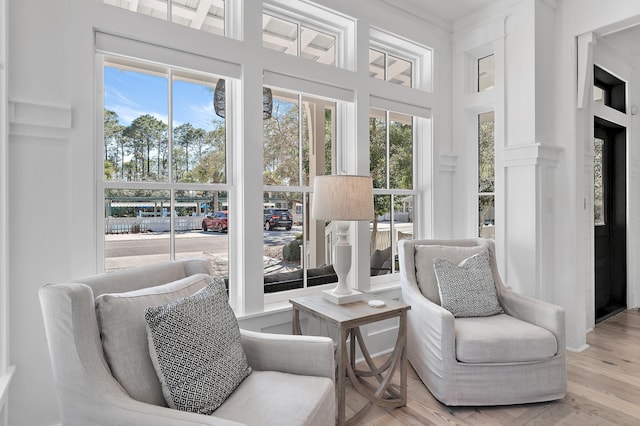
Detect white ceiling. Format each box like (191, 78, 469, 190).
(600, 24, 640, 59)
(383, 0, 502, 24)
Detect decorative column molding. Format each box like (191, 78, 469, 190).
(8, 99, 72, 140)
(503, 143, 563, 168)
(577, 32, 596, 109)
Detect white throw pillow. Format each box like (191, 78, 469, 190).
(95, 273, 211, 406)
(433, 250, 503, 317)
(145, 277, 251, 414)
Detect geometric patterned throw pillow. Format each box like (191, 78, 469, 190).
(433, 250, 503, 318)
(145, 277, 251, 414)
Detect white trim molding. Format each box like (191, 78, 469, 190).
(438, 153, 457, 174)
(503, 143, 563, 168)
(9, 99, 72, 140)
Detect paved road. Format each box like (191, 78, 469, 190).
(105, 227, 302, 258)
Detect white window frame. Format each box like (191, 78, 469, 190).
(0, 0, 13, 416)
(263, 0, 355, 70)
(95, 35, 239, 303)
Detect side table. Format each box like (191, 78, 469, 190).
(290, 294, 411, 426)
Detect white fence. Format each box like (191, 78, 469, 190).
(105, 216, 204, 234)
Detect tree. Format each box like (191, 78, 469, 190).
(263, 99, 299, 186)
(190, 125, 226, 183)
(104, 110, 126, 180)
(368, 114, 413, 252)
(123, 114, 167, 181)
(478, 119, 495, 236)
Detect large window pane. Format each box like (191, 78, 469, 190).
(175, 190, 229, 277)
(370, 194, 414, 275)
(103, 56, 232, 276)
(172, 73, 226, 184)
(264, 90, 299, 186)
(389, 112, 413, 190)
(104, 64, 169, 183)
(301, 97, 335, 186)
(104, 189, 171, 271)
(369, 109, 388, 188)
(263, 192, 336, 292)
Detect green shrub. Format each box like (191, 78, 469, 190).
(283, 234, 303, 262)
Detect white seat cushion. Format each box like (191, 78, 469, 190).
(213, 371, 335, 426)
(455, 314, 557, 363)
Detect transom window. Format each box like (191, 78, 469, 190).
(103, 0, 226, 36)
(478, 54, 494, 92)
(262, 13, 336, 66)
(368, 49, 413, 88)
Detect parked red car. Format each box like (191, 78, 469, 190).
(202, 211, 228, 232)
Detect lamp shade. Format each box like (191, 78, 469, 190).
(312, 175, 374, 221)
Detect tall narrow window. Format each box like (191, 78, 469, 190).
(262, 89, 337, 293)
(103, 57, 230, 278)
(369, 109, 415, 275)
(478, 111, 495, 238)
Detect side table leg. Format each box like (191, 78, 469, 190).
(336, 325, 348, 426)
(292, 307, 301, 335)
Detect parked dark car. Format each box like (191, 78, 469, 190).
(263, 208, 293, 231)
(202, 211, 228, 232)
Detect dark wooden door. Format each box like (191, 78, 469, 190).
(594, 117, 626, 323)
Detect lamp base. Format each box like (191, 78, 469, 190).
(321, 288, 363, 305)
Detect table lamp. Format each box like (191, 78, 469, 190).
(312, 175, 374, 304)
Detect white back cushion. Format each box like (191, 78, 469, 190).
(95, 273, 211, 406)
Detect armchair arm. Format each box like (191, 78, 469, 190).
(240, 330, 335, 381)
(499, 288, 566, 353)
(401, 279, 456, 365)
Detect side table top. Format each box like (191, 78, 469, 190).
(290, 294, 410, 327)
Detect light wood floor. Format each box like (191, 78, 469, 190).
(345, 308, 640, 425)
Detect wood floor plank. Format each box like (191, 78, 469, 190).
(344, 309, 640, 425)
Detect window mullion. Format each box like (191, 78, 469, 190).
(168, 68, 176, 260)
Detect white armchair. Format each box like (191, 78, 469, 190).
(398, 238, 566, 406)
(40, 259, 335, 425)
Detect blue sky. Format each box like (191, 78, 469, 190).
(104, 66, 217, 132)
